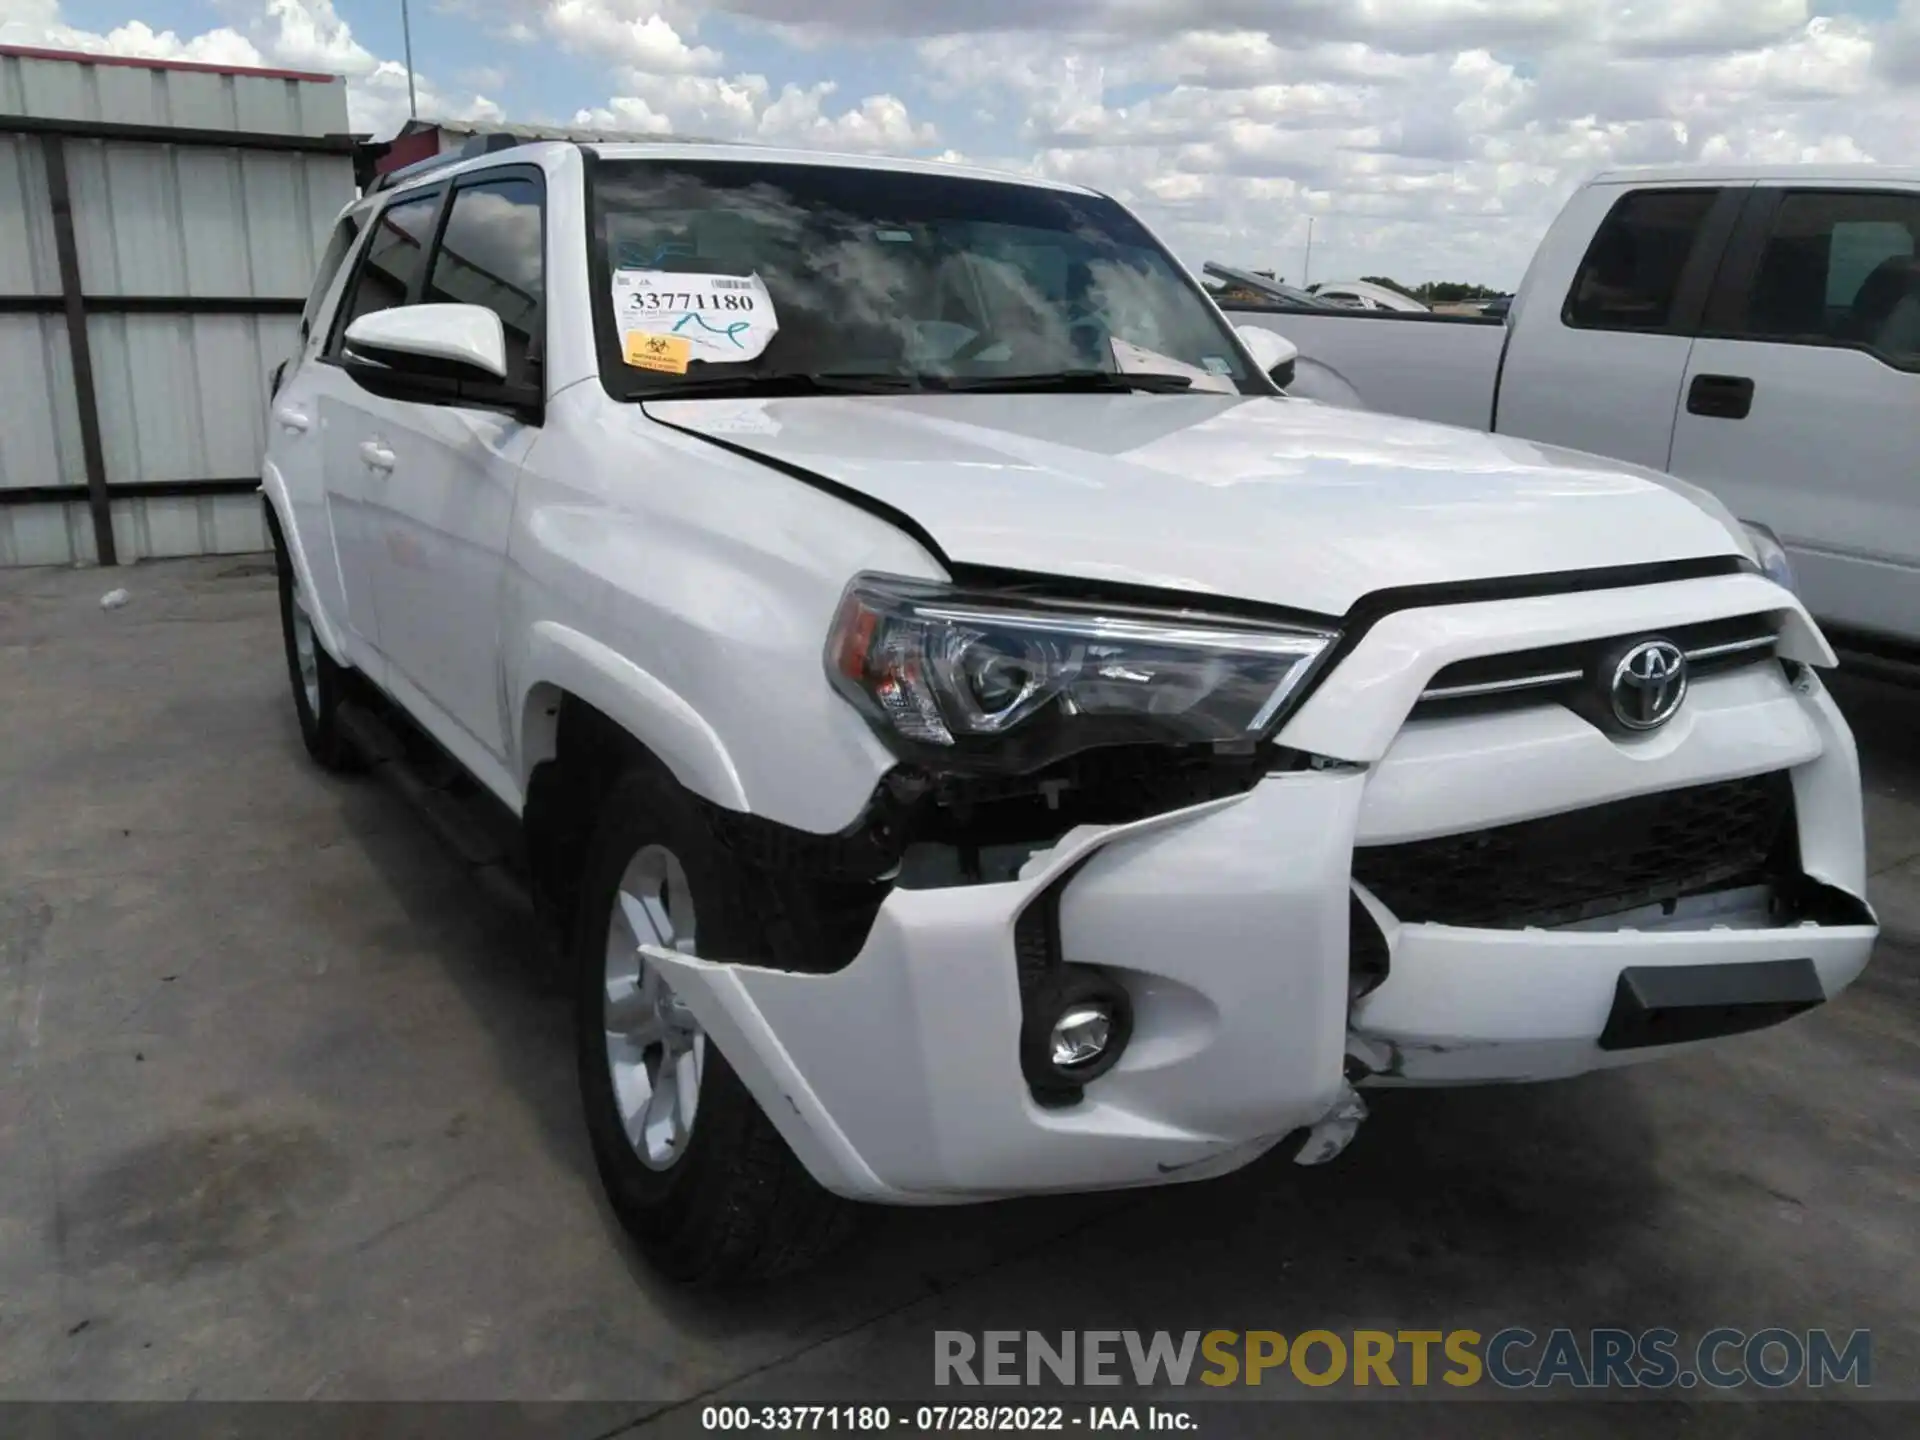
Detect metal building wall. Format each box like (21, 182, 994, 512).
(0, 47, 357, 567)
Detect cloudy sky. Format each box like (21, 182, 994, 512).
(4, 1, 1919, 286)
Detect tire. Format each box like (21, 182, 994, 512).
(268, 509, 361, 773)
(574, 766, 855, 1285)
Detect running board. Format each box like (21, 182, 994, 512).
(333, 699, 542, 929)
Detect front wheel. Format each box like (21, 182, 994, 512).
(574, 767, 855, 1285)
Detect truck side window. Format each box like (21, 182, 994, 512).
(1564, 189, 1718, 333)
(1730, 190, 1920, 367)
(326, 190, 442, 354)
(300, 211, 364, 345)
(423, 176, 546, 386)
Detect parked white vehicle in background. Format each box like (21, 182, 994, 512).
(1231, 165, 1920, 664)
(263, 139, 1877, 1284)
(1309, 279, 1431, 312)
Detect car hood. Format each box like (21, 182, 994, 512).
(641, 393, 1748, 617)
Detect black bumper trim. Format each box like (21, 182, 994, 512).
(1597, 958, 1827, 1052)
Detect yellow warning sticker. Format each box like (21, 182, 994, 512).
(624, 332, 691, 373)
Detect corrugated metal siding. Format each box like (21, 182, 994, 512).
(0, 50, 345, 137)
(110, 492, 268, 562)
(90, 312, 299, 483)
(0, 50, 352, 567)
(0, 502, 96, 568)
(0, 494, 264, 567)
(0, 135, 60, 293)
(0, 312, 85, 488)
(64, 142, 349, 297)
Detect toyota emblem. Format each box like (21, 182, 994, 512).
(1609, 639, 1689, 731)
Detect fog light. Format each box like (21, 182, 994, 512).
(1050, 1005, 1114, 1069)
(1020, 965, 1134, 1107)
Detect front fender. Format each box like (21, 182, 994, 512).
(516, 621, 751, 812)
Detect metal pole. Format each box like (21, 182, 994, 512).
(42, 134, 117, 567)
(1303, 216, 1314, 289)
(401, 0, 419, 119)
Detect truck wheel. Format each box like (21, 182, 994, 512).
(268, 511, 360, 773)
(574, 767, 855, 1285)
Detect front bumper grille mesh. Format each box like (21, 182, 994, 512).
(1351, 771, 1795, 929)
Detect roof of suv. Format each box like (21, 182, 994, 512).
(586, 141, 1095, 193)
(372, 136, 1098, 203)
(1589, 162, 1920, 186)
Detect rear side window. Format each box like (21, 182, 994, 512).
(423, 176, 545, 385)
(1565, 189, 1718, 332)
(301, 211, 365, 342)
(1729, 190, 1920, 368)
(328, 190, 442, 349)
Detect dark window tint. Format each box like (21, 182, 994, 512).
(424, 177, 545, 384)
(1565, 189, 1717, 332)
(1734, 190, 1920, 365)
(332, 191, 441, 343)
(301, 211, 364, 340)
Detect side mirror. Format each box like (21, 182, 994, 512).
(344, 304, 509, 383)
(1234, 323, 1298, 380)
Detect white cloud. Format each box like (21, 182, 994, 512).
(545, 2, 721, 73)
(5, 1, 1919, 287)
(899, 7, 1920, 285)
(580, 71, 937, 151)
(576, 75, 767, 136)
(1603, 0, 1809, 58)
(760, 84, 937, 150)
(0, 5, 266, 67)
(255, 0, 374, 75)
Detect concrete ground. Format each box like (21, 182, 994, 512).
(2, 556, 1915, 1431)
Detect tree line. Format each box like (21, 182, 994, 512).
(1357, 276, 1505, 302)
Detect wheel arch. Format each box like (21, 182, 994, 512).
(259, 467, 349, 664)
(515, 621, 750, 813)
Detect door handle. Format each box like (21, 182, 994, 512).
(359, 441, 396, 473)
(1687, 374, 1755, 420)
(275, 408, 312, 433)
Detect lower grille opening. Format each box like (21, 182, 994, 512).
(1352, 771, 1796, 930)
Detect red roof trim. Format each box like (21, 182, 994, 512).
(0, 43, 340, 85)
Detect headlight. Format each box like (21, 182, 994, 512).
(825, 576, 1336, 769)
(1742, 521, 1797, 594)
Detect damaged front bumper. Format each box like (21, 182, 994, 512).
(643, 670, 1877, 1206)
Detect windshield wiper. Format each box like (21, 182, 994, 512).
(630, 368, 1206, 400)
(919, 370, 1198, 395)
(629, 371, 921, 401)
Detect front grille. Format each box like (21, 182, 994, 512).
(1352, 771, 1794, 929)
(1411, 614, 1781, 721)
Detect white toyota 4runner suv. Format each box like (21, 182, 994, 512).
(263, 139, 1879, 1284)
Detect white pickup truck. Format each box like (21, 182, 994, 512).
(264, 140, 1876, 1284)
(1229, 165, 1920, 664)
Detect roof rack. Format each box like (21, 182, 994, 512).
(372, 130, 535, 192)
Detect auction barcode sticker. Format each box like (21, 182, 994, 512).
(612, 270, 779, 365)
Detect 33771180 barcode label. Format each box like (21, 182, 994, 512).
(611, 268, 779, 365)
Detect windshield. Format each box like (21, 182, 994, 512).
(586, 157, 1265, 396)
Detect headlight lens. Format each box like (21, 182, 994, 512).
(1742, 521, 1797, 594)
(826, 576, 1336, 767)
